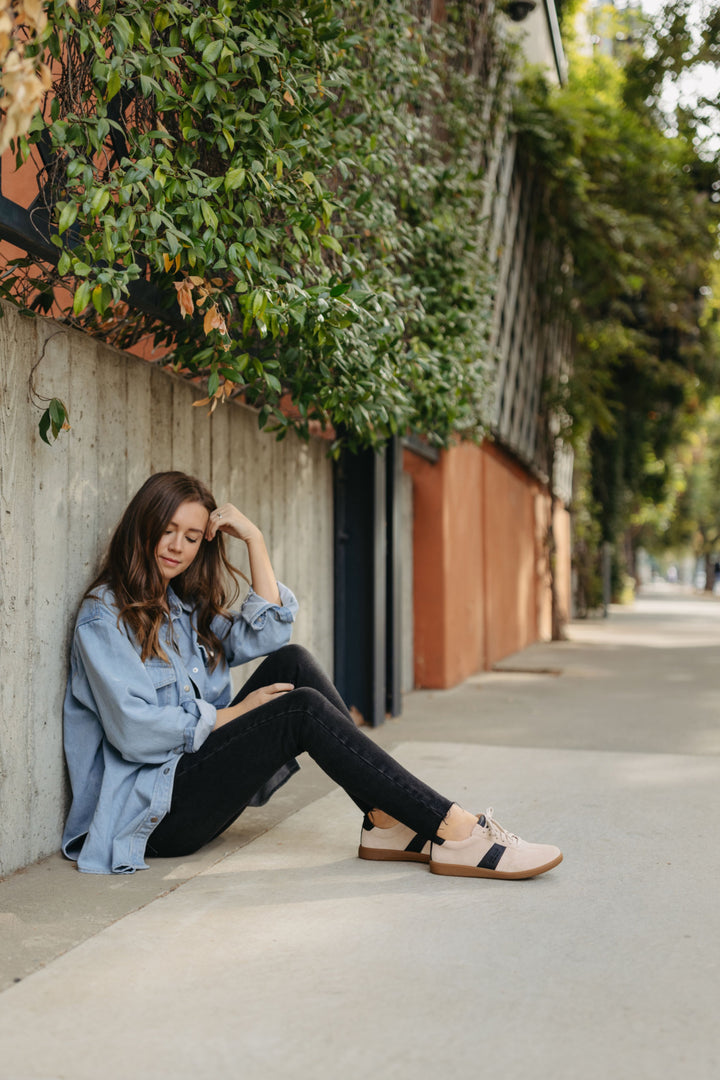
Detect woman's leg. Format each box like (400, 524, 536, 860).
(238, 646, 475, 837)
(234, 643, 355, 720)
(147, 645, 456, 857)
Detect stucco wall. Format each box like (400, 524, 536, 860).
(404, 443, 485, 688)
(482, 444, 539, 668)
(0, 304, 334, 877)
(405, 439, 571, 688)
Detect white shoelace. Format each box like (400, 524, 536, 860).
(480, 808, 520, 846)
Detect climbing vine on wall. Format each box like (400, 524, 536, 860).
(3, 0, 509, 449)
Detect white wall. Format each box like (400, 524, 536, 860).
(0, 303, 334, 877)
(505, 0, 567, 86)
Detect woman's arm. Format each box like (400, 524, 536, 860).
(205, 504, 280, 605)
(213, 681, 293, 730)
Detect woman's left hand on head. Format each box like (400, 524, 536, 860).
(206, 504, 262, 545)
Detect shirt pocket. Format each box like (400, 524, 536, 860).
(144, 659, 177, 707)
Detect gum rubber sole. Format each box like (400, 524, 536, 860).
(429, 852, 563, 879)
(358, 846, 430, 864)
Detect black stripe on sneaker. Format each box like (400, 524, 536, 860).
(362, 813, 375, 831)
(404, 833, 428, 854)
(477, 843, 506, 870)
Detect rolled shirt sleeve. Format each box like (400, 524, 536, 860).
(191, 698, 216, 751)
(215, 582, 298, 666)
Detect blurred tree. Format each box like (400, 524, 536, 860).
(515, 0, 720, 602)
(636, 398, 720, 589)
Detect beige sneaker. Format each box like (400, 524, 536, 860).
(358, 814, 431, 863)
(430, 809, 562, 880)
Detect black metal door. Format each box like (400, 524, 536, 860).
(333, 439, 403, 726)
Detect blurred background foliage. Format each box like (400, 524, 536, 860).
(515, 0, 720, 603)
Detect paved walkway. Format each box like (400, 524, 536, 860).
(1, 585, 719, 1079)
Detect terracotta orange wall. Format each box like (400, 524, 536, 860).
(404, 443, 485, 688)
(482, 443, 540, 668)
(405, 439, 571, 688)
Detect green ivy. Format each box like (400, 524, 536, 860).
(8, 0, 508, 450)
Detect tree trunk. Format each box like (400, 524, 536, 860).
(705, 552, 715, 593)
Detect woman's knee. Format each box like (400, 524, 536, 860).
(275, 643, 329, 681)
(286, 686, 352, 732)
(275, 642, 314, 665)
(287, 684, 328, 711)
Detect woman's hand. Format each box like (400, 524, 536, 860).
(213, 683, 294, 730)
(205, 503, 261, 544)
(206, 503, 281, 605)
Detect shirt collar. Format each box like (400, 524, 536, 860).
(166, 585, 194, 615)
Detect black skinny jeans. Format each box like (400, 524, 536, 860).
(146, 644, 453, 858)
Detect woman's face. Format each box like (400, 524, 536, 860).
(156, 499, 210, 581)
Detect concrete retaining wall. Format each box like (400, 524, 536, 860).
(0, 304, 334, 877)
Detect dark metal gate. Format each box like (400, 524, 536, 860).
(333, 437, 403, 726)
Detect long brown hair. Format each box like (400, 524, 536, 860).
(87, 472, 244, 667)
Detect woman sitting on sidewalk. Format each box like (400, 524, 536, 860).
(62, 471, 563, 878)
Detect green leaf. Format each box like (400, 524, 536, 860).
(112, 13, 134, 51)
(72, 281, 91, 315)
(49, 398, 66, 428)
(224, 166, 246, 191)
(57, 203, 78, 236)
(201, 201, 219, 230)
(320, 234, 343, 256)
(91, 284, 107, 313)
(38, 410, 52, 445)
(251, 289, 266, 317)
(106, 68, 122, 101)
(90, 189, 110, 217)
(202, 39, 224, 65)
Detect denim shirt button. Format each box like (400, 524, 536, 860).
(150, 817, 158, 823)
(183, 685, 190, 693)
(163, 767, 170, 775)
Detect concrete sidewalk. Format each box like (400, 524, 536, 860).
(1, 584, 719, 1079)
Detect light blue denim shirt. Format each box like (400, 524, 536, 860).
(62, 581, 298, 874)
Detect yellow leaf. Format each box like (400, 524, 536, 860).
(163, 254, 172, 272)
(192, 396, 211, 408)
(283, 89, 294, 106)
(203, 304, 217, 335)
